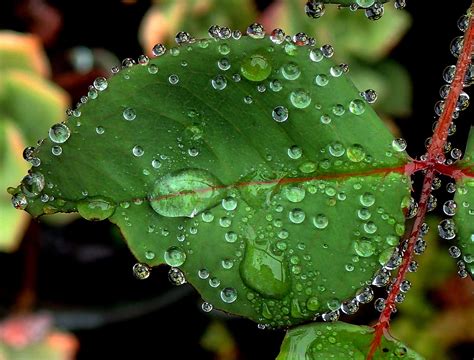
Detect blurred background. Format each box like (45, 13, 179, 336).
(0, 0, 473, 359)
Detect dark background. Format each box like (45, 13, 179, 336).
(0, 1, 473, 359)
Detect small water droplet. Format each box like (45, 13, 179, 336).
(132, 145, 144, 157)
(168, 267, 187, 285)
(246, 23, 265, 39)
(349, 99, 366, 115)
(272, 106, 289, 122)
(133, 263, 151, 280)
(220, 287, 237, 303)
(123, 107, 136, 121)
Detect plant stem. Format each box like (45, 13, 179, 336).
(367, 4, 474, 359)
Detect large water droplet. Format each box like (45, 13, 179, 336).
(21, 172, 45, 197)
(77, 196, 116, 221)
(149, 169, 226, 218)
(240, 54, 272, 82)
(349, 99, 366, 115)
(272, 106, 289, 122)
(240, 242, 290, 298)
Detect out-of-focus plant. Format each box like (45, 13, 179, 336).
(0, 31, 69, 252)
(0, 314, 78, 360)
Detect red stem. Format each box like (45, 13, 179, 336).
(367, 4, 474, 359)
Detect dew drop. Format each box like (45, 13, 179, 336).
(164, 246, 186, 266)
(168, 267, 187, 285)
(289, 208, 305, 224)
(240, 54, 272, 82)
(281, 62, 301, 80)
(211, 74, 227, 90)
(305, 1, 325, 18)
(11, 193, 28, 210)
(49, 123, 71, 144)
(290, 89, 311, 109)
(272, 106, 289, 122)
(349, 99, 366, 115)
(220, 287, 237, 303)
(312, 214, 328, 229)
(132, 145, 144, 157)
(133, 263, 151, 280)
(123, 107, 136, 121)
(93, 77, 108, 91)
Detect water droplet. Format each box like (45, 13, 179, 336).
(168, 74, 179, 84)
(222, 196, 237, 211)
(240, 54, 272, 82)
(356, 286, 374, 303)
(218, 58, 231, 71)
(346, 144, 366, 162)
(77, 196, 116, 221)
(312, 214, 328, 229)
(305, 1, 325, 18)
(211, 74, 227, 90)
(281, 62, 301, 80)
(148, 64, 158, 74)
(272, 106, 289, 122)
(168, 267, 186, 285)
(11, 193, 28, 210)
(123, 107, 136, 121)
(201, 302, 213, 312)
(133, 263, 150, 280)
(443, 200, 457, 216)
(21, 172, 45, 197)
(149, 169, 225, 218)
(152, 43, 166, 56)
(448, 245, 461, 258)
(289, 208, 305, 224)
(438, 219, 456, 239)
(175, 31, 192, 45)
(341, 299, 359, 315)
(361, 89, 377, 103)
(356, 0, 375, 8)
(354, 238, 375, 257)
(164, 246, 186, 266)
(328, 142, 345, 157)
(220, 287, 237, 303)
(392, 138, 407, 152)
(93, 77, 108, 91)
(51, 145, 62, 156)
(138, 54, 149, 65)
(290, 89, 311, 109)
(49, 123, 71, 144)
(349, 99, 366, 115)
(132, 145, 144, 157)
(320, 44, 334, 58)
(240, 241, 290, 298)
(314, 74, 328, 86)
(270, 28, 285, 44)
(225, 231, 237, 243)
(246, 23, 265, 39)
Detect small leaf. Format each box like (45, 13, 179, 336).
(276, 322, 424, 359)
(0, 31, 51, 76)
(10, 35, 410, 326)
(453, 126, 474, 279)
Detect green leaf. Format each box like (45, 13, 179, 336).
(0, 120, 30, 252)
(453, 126, 474, 279)
(276, 322, 424, 359)
(10, 36, 410, 326)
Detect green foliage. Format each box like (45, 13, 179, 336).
(0, 31, 68, 251)
(454, 126, 474, 279)
(276, 321, 423, 359)
(10, 36, 411, 327)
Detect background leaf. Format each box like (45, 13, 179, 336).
(276, 321, 423, 359)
